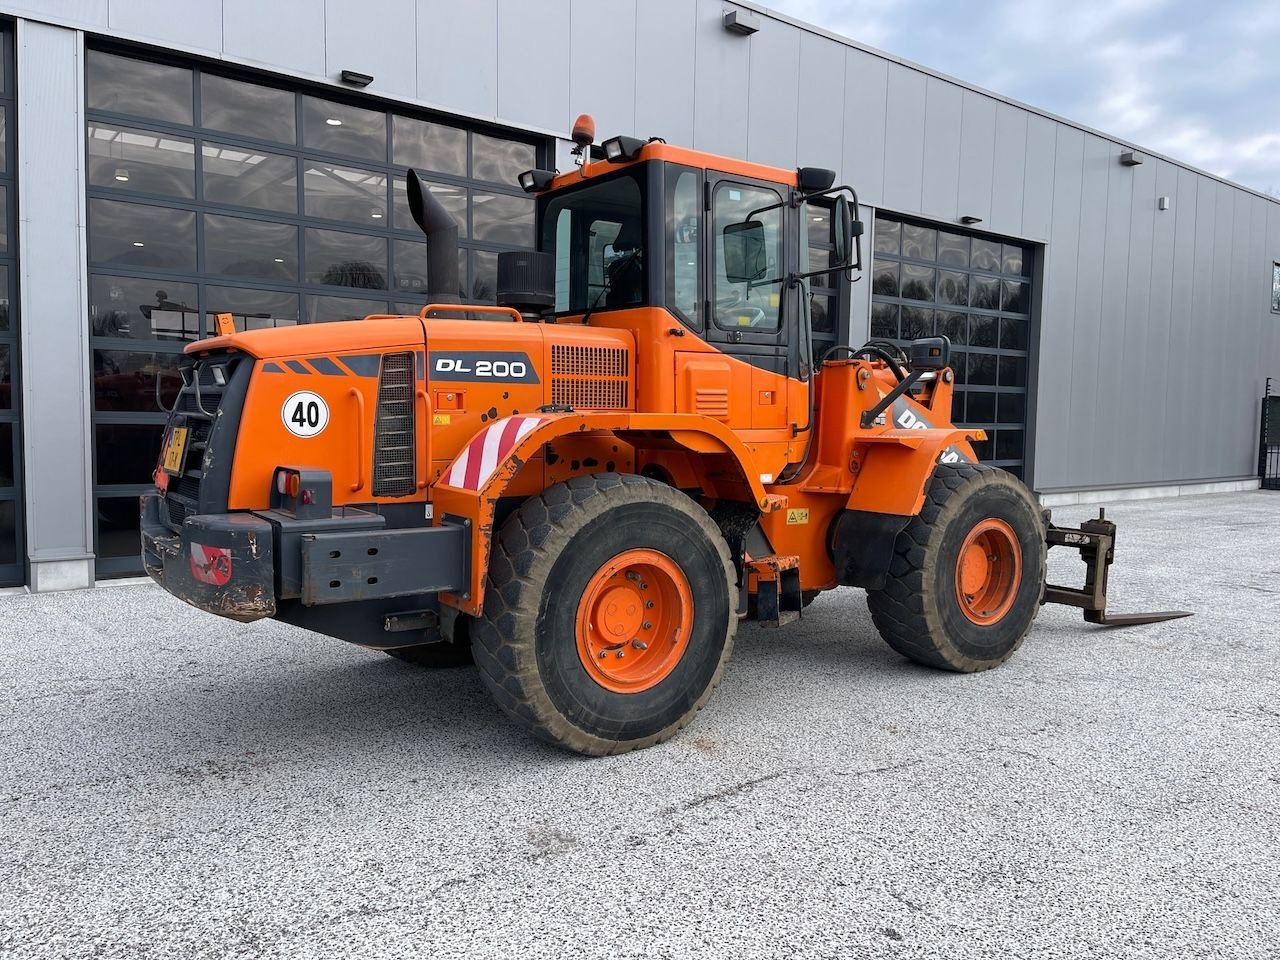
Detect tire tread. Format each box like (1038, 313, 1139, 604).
(471, 473, 737, 756)
(866, 463, 1046, 672)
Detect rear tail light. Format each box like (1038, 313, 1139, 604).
(271, 467, 331, 518)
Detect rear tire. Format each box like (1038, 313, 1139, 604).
(472, 473, 737, 756)
(866, 463, 1045, 672)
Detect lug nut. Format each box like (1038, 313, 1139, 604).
(615, 649, 625, 659)
(645, 600, 655, 609)
(642, 621, 652, 630)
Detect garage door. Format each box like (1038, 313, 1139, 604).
(869, 214, 1032, 480)
(84, 46, 548, 576)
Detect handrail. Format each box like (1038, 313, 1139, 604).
(418, 303, 524, 323)
(348, 388, 366, 493)
(415, 387, 432, 490)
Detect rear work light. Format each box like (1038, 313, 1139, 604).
(518, 169, 557, 193)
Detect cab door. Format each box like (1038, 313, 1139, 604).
(703, 174, 810, 451)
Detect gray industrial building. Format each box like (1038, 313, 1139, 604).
(2, 0, 1277, 591)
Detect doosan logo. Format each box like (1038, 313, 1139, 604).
(896, 407, 931, 430)
(892, 400, 971, 465)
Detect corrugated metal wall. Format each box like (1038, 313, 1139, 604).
(6, 0, 1280, 498)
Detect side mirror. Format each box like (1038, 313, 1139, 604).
(723, 220, 768, 284)
(833, 197, 851, 263)
(909, 336, 951, 371)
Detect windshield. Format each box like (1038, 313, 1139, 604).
(540, 171, 645, 314)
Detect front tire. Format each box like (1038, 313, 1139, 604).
(866, 463, 1045, 672)
(472, 473, 737, 756)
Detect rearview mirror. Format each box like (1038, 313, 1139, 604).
(723, 220, 768, 284)
(833, 197, 851, 263)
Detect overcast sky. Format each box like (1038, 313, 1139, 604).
(767, 0, 1280, 195)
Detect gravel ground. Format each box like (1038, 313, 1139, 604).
(2, 491, 1278, 959)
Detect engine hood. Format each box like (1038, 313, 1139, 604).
(186, 316, 426, 359)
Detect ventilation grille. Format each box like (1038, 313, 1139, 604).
(694, 388, 731, 421)
(550, 344, 630, 409)
(372, 351, 416, 497)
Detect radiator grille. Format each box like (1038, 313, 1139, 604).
(550, 344, 630, 409)
(372, 351, 417, 497)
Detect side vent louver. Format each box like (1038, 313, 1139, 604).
(372, 351, 416, 497)
(551, 344, 630, 409)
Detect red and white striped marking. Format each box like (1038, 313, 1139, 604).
(189, 542, 232, 586)
(442, 416, 545, 491)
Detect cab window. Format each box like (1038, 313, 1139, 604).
(541, 172, 644, 314)
(666, 166, 701, 327)
(713, 182, 783, 333)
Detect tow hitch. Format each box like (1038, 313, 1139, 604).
(1043, 508, 1192, 626)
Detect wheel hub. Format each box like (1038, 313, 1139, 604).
(576, 548, 692, 694)
(954, 518, 1022, 626)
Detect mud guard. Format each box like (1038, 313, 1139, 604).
(829, 509, 913, 590)
(846, 426, 984, 516)
(431, 411, 774, 617)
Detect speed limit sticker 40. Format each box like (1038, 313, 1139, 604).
(282, 391, 330, 437)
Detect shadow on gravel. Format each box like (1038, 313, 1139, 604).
(97, 652, 577, 768)
(90, 594, 1026, 771)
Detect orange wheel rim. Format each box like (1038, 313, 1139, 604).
(575, 548, 692, 694)
(954, 518, 1022, 626)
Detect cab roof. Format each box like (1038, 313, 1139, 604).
(547, 141, 800, 192)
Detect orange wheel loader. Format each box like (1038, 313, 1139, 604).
(141, 116, 1188, 755)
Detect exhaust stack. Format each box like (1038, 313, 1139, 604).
(406, 169, 461, 304)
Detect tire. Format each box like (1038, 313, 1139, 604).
(385, 611, 473, 668)
(472, 473, 737, 756)
(866, 463, 1045, 672)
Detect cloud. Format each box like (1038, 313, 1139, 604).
(766, 0, 1280, 194)
(767, 0, 902, 47)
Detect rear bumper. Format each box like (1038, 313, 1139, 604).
(141, 492, 470, 624)
(141, 492, 276, 622)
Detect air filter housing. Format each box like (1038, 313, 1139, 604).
(496, 250, 555, 315)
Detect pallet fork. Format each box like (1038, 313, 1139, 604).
(1043, 508, 1192, 626)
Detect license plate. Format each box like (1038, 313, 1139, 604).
(161, 424, 189, 475)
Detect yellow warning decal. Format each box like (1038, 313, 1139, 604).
(786, 508, 809, 525)
(432, 413, 452, 425)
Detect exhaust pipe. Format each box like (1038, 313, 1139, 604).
(406, 169, 461, 304)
